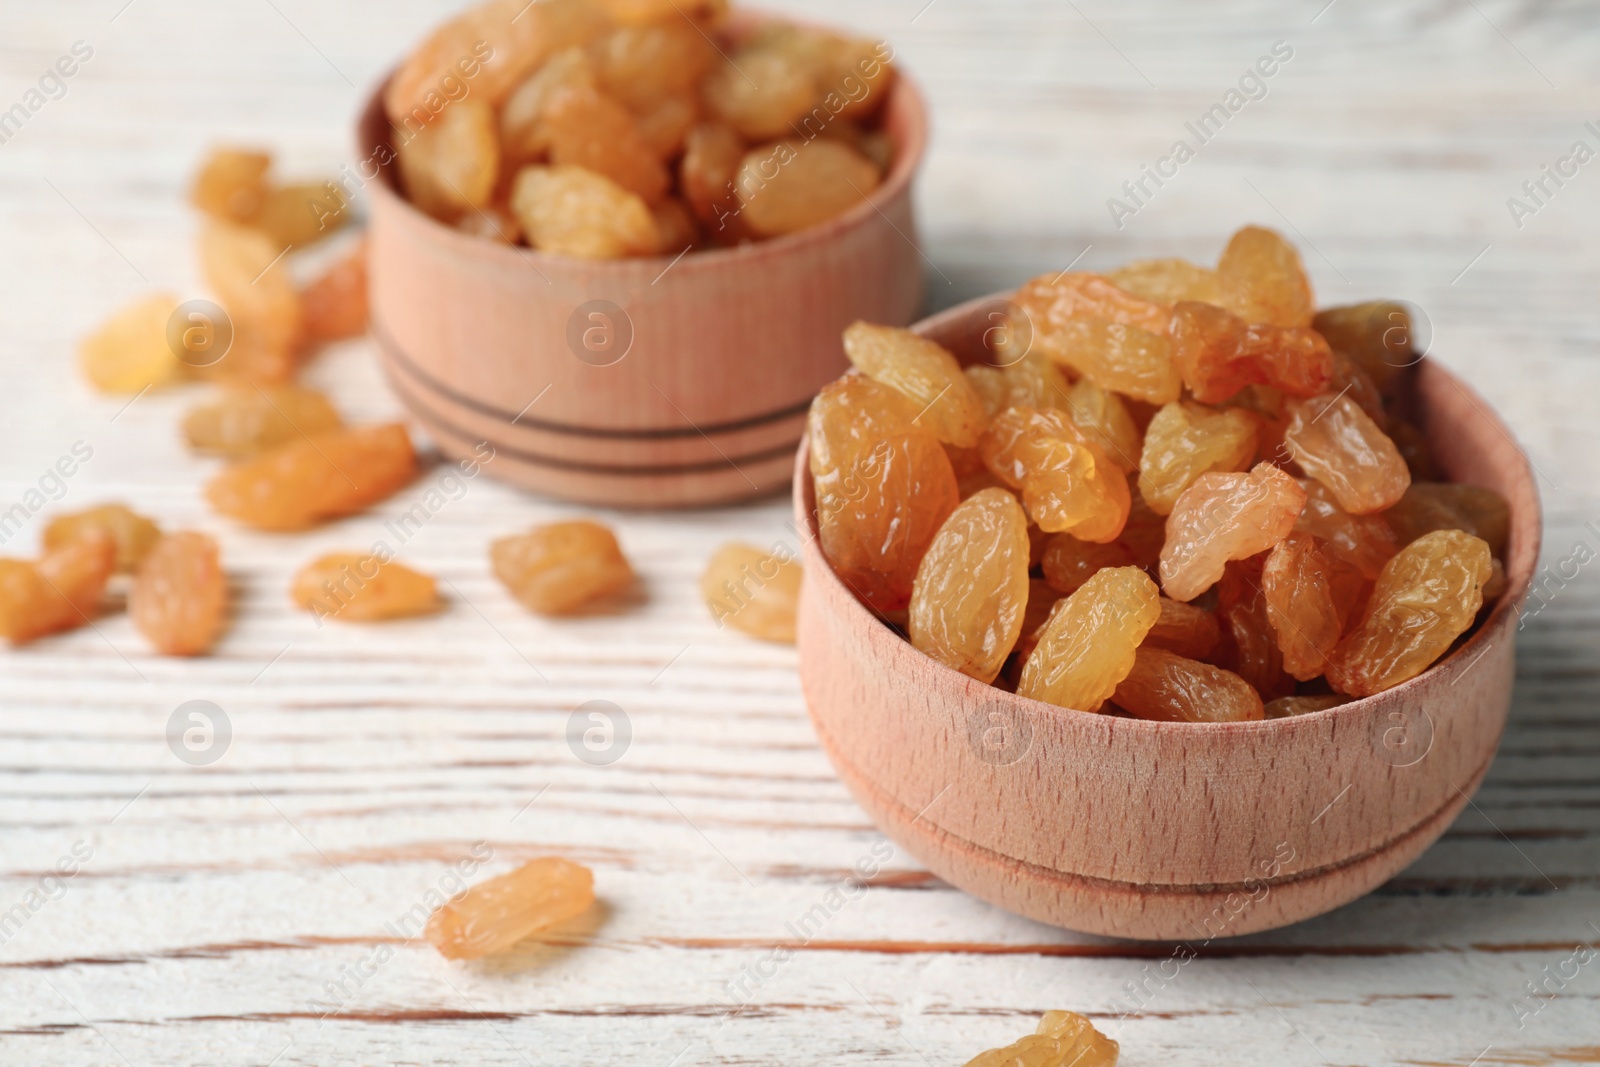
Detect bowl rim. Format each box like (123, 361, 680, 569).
(356, 15, 930, 276)
(794, 290, 1544, 733)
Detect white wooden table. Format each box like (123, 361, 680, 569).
(2, 2, 1598, 1064)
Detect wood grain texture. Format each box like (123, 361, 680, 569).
(0, 0, 1598, 1064)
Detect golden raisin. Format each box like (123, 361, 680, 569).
(979, 407, 1129, 541)
(1216, 225, 1314, 328)
(205, 423, 417, 530)
(807, 374, 921, 489)
(702, 47, 816, 141)
(908, 488, 1031, 683)
(1383, 482, 1510, 558)
(0, 535, 116, 645)
(130, 532, 227, 656)
(1064, 378, 1141, 472)
(1327, 529, 1492, 696)
(1216, 556, 1296, 702)
(843, 322, 989, 448)
(1017, 566, 1160, 713)
(1040, 534, 1136, 596)
(1264, 694, 1349, 718)
(591, 19, 713, 110)
(1136, 401, 1258, 516)
(1143, 596, 1220, 660)
(183, 385, 343, 459)
(250, 181, 349, 251)
(735, 139, 879, 237)
(190, 147, 271, 222)
(1283, 393, 1410, 515)
(818, 431, 958, 615)
(500, 47, 598, 164)
(42, 504, 162, 573)
(491, 520, 636, 615)
(426, 857, 595, 960)
(300, 242, 369, 344)
(1168, 301, 1333, 403)
(1294, 479, 1398, 580)
(1261, 532, 1343, 681)
(292, 553, 440, 623)
(198, 220, 303, 374)
(1113, 646, 1264, 723)
(702, 542, 802, 643)
(651, 196, 700, 253)
(635, 93, 700, 160)
(1159, 462, 1307, 602)
(395, 99, 501, 221)
(542, 86, 671, 204)
(1312, 301, 1414, 388)
(962, 1010, 1119, 1067)
(679, 121, 747, 234)
(510, 164, 661, 259)
(79, 294, 184, 394)
(1108, 257, 1221, 305)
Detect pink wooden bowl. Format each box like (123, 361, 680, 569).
(356, 24, 927, 509)
(795, 293, 1542, 940)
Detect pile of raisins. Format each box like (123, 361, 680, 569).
(812, 227, 1510, 720)
(387, 0, 897, 258)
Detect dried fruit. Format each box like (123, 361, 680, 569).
(702, 542, 801, 643)
(205, 423, 417, 530)
(736, 138, 879, 237)
(908, 488, 1030, 683)
(292, 553, 440, 623)
(680, 121, 747, 233)
(1017, 566, 1160, 712)
(843, 322, 988, 448)
(510, 164, 660, 259)
(251, 181, 349, 250)
(543, 86, 671, 204)
(191, 147, 271, 222)
(1064, 378, 1141, 472)
(808, 374, 922, 486)
(491, 520, 636, 615)
(1160, 462, 1306, 602)
(1168, 301, 1333, 403)
(962, 1010, 1119, 1067)
(1137, 401, 1258, 515)
(300, 242, 369, 344)
(0, 535, 116, 644)
(1294, 479, 1397, 580)
(183, 385, 343, 458)
(818, 431, 958, 614)
(1384, 482, 1510, 558)
(1264, 694, 1349, 718)
(1312, 301, 1414, 388)
(1283, 393, 1410, 515)
(750, 25, 895, 123)
(1386, 419, 1438, 480)
(386, 0, 611, 125)
(1108, 257, 1221, 304)
(1143, 596, 1220, 660)
(635, 93, 700, 160)
(1040, 534, 1137, 596)
(651, 196, 699, 252)
(592, 20, 713, 111)
(426, 857, 595, 960)
(1261, 532, 1343, 680)
(1216, 556, 1295, 702)
(130, 532, 227, 656)
(42, 504, 162, 573)
(79, 294, 183, 394)
(702, 47, 816, 141)
(1216, 225, 1313, 328)
(979, 407, 1130, 541)
(395, 98, 501, 221)
(1327, 530, 1492, 696)
(1009, 273, 1180, 405)
(198, 219, 303, 372)
(1113, 646, 1264, 723)
(500, 47, 598, 163)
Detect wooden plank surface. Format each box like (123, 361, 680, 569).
(1, 1, 1598, 1064)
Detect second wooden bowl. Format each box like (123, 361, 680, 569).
(795, 294, 1541, 940)
(356, 18, 928, 509)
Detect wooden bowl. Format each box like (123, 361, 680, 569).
(356, 26, 928, 509)
(794, 293, 1542, 940)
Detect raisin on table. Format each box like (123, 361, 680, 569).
(492, 520, 637, 615)
(292, 554, 440, 623)
(426, 857, 595, 960)
(130, 532, 227, 656)
(205, 423, 417, 530)
(702, 543, 802, 643)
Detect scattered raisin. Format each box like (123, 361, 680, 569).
(702, 542, 802, 643)
(42, 504, 162, 573)
(491, 520, 636, 615)
(426, 857, 595, 960)
(205, 423, 417, 530)
(130, 532, 227, 656)
(292, 553, 440, 623)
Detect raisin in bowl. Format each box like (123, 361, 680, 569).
(357, 1, 928, 508)
(794, 288, 1540, 941)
